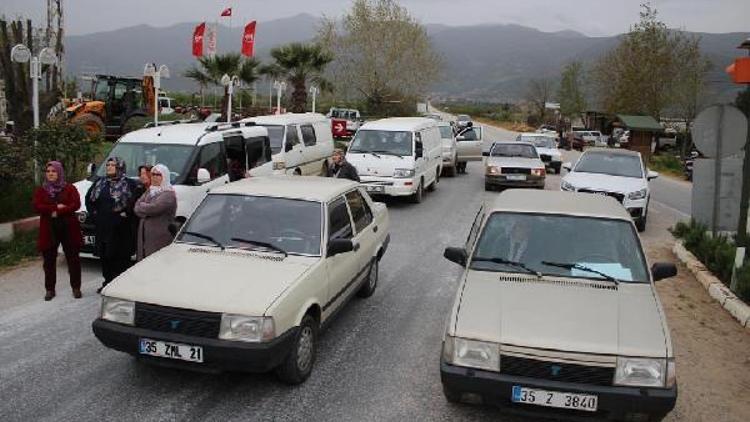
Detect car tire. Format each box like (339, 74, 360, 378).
(357, 259, 378, 298)
(442, 384, 462, 404)
(427, 169, 439, 192)
(448, 160, 457, 177)
(636, 215, 647, 232)
(553, 163, 562, 174)
(410, 180, 423, 203)
(276, 315, 317, 385)
(484, 182, 493, 191)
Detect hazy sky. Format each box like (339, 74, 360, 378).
(2, 0, 749, 37)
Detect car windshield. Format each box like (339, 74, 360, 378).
(471, 212, 648, 283)
(177, 194, 322, 256)
(521, 136, 556, 148)
(439, 126, 453, 139)
(95, 142, 194, 184)
(574, 153, 643, 178)
(255, 124, 285, 154)
(490, 143, 538, 158)
(349, 130, 413, 156)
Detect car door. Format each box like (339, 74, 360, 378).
(456, 126, 482, 161)
(300, 124, 320, 175)
(345, 189, 377, 274)
(324, 195, 360, 311)
(284, 124, 304, 173)
(187, 141, 229, 214)
(414, 131, 428, 182)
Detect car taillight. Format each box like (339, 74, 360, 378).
(531, 168, 545, 177)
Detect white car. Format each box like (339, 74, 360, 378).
(483, 142, 546, 190)
(438, 121, 458, 177)
(347, 117, 443, 203)
(516, 133, 563, 174)
(93, 176, 390, 384)
(561, 149, 658, 232)
(574, 130, 603, 147)
(241, 113, 335, 176)
(74, 122, 273, 257)
(441, 189, 677, 420)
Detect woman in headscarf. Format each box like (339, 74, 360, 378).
(85, 157, 139, 292)
(32, 161, 83, 301)
(134, 164, 177, 260)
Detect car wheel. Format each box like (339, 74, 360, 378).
(553, 163, 562, 174)
(443, 384, 462, 404)
(427, 169, 439, 191)
(276, 315, 317, 385)
(411, 180, 423, 203)
(357, 259, 378, 298)
(448, 160, 457, 177)
(484, 182, 493, 191)
(636, 216, 647, 232)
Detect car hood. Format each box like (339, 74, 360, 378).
(454, 272, 667, 357)
(103, 243, 316, 315)
(346, 153, 415, 177)
(486, 157, 545, 169)
(563, 171, 646, 194)
(535, 147, 561, 157)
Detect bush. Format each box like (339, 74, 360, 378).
(23, 121, 104, 182)
(735, 265, 750, 303)
(0, 229, 38, 269)
(649, 154, 682, 176)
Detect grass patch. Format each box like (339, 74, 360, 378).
(649, 154, 683, 178)
(0, 229, 39, 269)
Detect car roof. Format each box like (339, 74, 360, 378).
(241, 113, 328, 125)
(118, 123, 268, 146)
(488, 189, 633, 221)
(209, 176, 360, 202)
(520, 133, 556, 138)
(582, 148, 642, 158)
(360, 117, 438, 132)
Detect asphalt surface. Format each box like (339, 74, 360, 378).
(0, 119, 693, 422)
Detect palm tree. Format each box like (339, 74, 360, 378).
(184, 53, 261, 116)
(261, 43, 333, 113)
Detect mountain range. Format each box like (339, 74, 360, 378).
(64, 13, 747, 103)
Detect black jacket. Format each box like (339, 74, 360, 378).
(327, 161, 360, 182)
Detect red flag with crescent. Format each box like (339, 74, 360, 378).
(242, 21, 257, 57)
(192, 22, 206, 57)
(221, 7, 232, 17)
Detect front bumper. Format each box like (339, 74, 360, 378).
(486, 174, 545, 189)
(360, 176, 417, 197)
(442, 151, 456, 166)
(92, 319, 297, 373)
(441, 359, 676, 421)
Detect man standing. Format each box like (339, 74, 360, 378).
(327, 149, 360, 182)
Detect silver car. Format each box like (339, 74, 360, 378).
(483, 142, 546, 190)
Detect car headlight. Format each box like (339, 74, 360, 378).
(443, 336, 500, 372)
(100, 297, 135, 326)
(614, 357, 673, 388)
(561, 180, 576, 191)
(393, 168, 415, 178)
(486, 165, 500, 175)
(272, 161, 286, 171)
(218, 314, 275, 343)
(628, 188, 648, 200)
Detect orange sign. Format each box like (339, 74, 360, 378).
(726, 57, 750, 84)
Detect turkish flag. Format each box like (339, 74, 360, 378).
(192, 22, 206, 57)
(221, 7, 232, 17)
(332, 119, 348, 137)
(242, 21, 257, 57)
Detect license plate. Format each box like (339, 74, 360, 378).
(506, 174, 526, 181)
(139, 338, 204, 363)
(511, 386, 597, 412)
(84, 235, 96, 245)
(365, 185, 385, 193)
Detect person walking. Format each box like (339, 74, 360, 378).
(327, 149, 360, 182)
(134, 164, 177, 260)
(32, 161, 83, 301)
(86, 157, 138, 292)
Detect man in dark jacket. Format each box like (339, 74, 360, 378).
(327, 149, 360, 182)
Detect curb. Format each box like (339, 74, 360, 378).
(672, 241, 750, 329)
(0, 216, 39, 242)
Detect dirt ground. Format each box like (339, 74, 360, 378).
(643, 207, 750, 422)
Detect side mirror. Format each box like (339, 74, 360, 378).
(197, 168, 211, 184)
(443, 247, 467, 266)
(168, 220, 183, 237)
(415, 141, 424, 158)
(651, 262, 677, 281)
(647, 170, 659, 180)
(86, 162, 96, 177)
(327, 238, 354, 257)
(482, 151, 490, 157)
(562, 162, 572, 171)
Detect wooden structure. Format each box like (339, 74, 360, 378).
(615, 114, 663, 164)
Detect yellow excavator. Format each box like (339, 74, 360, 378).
(65, 74, 156, 138)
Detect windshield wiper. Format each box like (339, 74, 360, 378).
(472, 256, 540, 277)
(230, 237, 288, 257)
(182, 231, 224, 250)
(541, 261, 621, 285)
(370, 150, 404, 159)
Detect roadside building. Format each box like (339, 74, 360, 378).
(615, 114, 663, 163)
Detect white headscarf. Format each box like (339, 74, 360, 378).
(148, 163, 174, 197)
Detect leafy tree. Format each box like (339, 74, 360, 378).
(674, 36, 712, 156)
(184, 53, 261, 116)
(525, 78, 555, 125)
(260, 43, 333, 113)
(319, 0, 441, 115)
(558, 61, 586, 121)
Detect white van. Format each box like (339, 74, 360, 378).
(346, 117, 443, 203)
(241, 113, 334, 176)
(73, 122, 273, 257)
